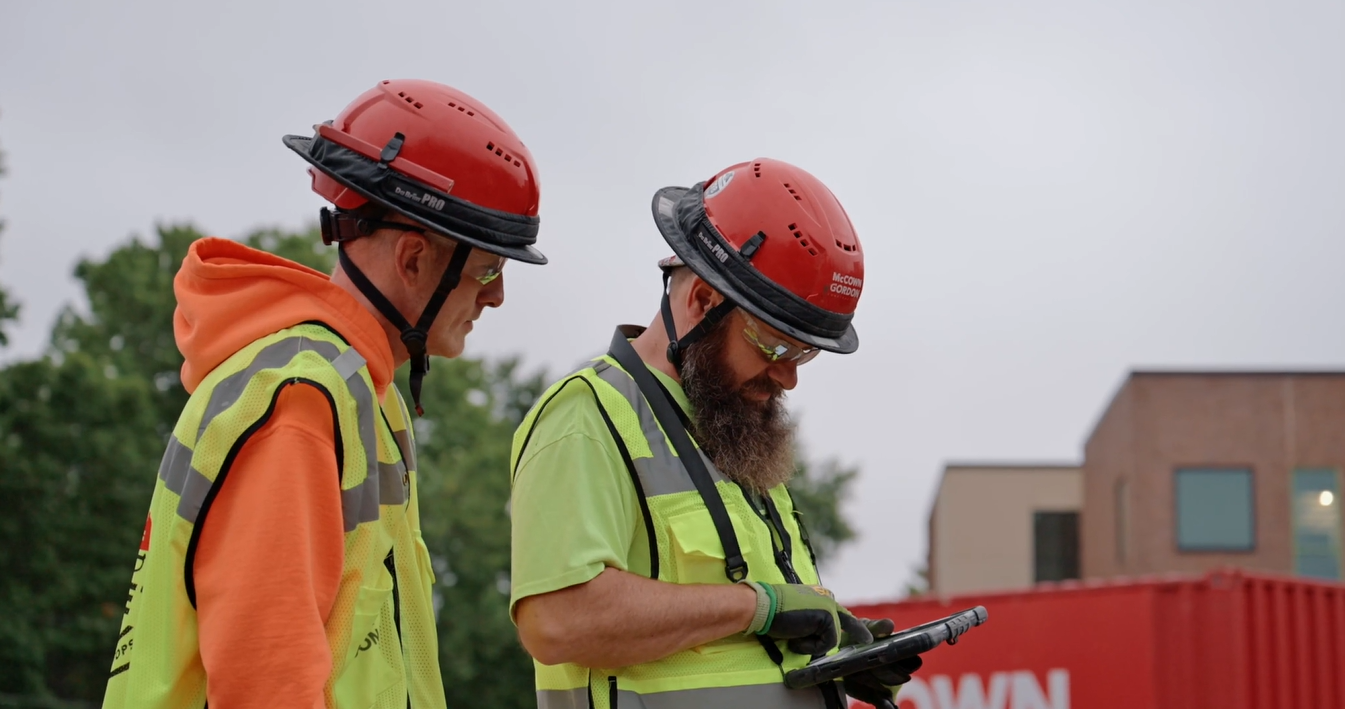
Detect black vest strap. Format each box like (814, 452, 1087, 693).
(606, 328, 748, 583)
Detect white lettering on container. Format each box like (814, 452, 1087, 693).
(897, 670, 1069, 709)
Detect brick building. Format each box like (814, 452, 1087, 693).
(926, 372, 1345, 596)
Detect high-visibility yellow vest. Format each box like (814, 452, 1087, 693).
(102, 323, 446, 709)
(511, 332, 837, 709)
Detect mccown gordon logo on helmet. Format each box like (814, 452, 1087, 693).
(830, 272, 862, 299)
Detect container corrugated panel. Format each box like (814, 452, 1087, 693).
(845, 569, 1345, 709)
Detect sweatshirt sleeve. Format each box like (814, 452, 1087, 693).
(194, 383, 346, 709)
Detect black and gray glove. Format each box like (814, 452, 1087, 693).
(742, 582, 870, 656)
(839, 617, 924, 709)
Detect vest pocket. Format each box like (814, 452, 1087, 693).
(667, 510, 753, 585)
(335, 570, 402, 707)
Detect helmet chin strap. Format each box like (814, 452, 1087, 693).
(661, 270, 736, 372)
(338, 242, 472, 415)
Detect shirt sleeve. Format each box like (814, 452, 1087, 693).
(194, 383, 345, 709)
(509, 388, 643, 619)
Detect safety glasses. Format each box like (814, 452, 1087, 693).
(469, 256, 505, 286)
(740, 311, 820, 365)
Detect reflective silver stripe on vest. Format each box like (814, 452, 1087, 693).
(378, 460, 409, 506)
(394, 429, 416, 472)
(157, 436, 192, 494)
(158, 334, 407, 530)
(536, 683, 826, 709)
(536, 688, 588, 709)
(195, 337, 330, 440)
(591, 360, 726, 497)
(157, 435, 214, 524)
(330, 346, 365, 380)
(332, 345, 385, 532)
(616, 683, 826, 709)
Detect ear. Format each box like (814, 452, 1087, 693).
(683, 276, 724, 321)
(391, 231, 435, 289)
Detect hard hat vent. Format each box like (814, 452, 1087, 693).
(396, 91, 424, 110)
(788, 222, 818, 257)
(485, 141, 523, 168)
(446, 100, 476, 117)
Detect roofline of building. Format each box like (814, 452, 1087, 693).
(943, 461, 1081, 470)
(1083, 368, 1345, 452)
(1130, 369, 1345, 377)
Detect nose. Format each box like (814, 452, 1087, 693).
(766, 360, 798, 391)
(479, 272, 505, 309)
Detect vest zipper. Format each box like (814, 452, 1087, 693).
(608, 675, 619, 708)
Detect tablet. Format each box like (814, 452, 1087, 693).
(783, 606, 988, 689)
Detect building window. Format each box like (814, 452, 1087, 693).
(1034, 511, 1080, 582)
(1175, 468, 1254, 552)
(1115, 479, 1130, 565)
(1292, 469, 1341, 581)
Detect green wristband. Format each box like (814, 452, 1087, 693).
(740, 581, 777, 635)
(756, 582, 778, 636)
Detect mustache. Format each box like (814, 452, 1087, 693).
(740, 375, 784, 400)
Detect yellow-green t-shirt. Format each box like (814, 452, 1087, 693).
(508, 364, 688, 618)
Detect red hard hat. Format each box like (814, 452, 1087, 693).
(283, 79, 545, 264)
(652, 158, 864, 353)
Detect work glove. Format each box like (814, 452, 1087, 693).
(838, 617, 924, 709)
(741, 582, 868, 656)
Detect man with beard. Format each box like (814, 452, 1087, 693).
(508, 158, 920, 709)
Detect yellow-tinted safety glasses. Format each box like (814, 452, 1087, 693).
(468, 255, 505, 286)
(740, 312, 820, 365)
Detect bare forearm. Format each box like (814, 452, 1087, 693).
(516, 567, 757, 668)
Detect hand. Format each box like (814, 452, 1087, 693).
(743, 583, 857, 656)
(838, 616, 923, 709)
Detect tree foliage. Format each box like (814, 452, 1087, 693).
(0, 127, 20, 345)
(788, 452, 859, 566)
(0, 220, 859, 707)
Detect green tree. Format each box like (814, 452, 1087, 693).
(0, 126, 21, 345)
(789, 452, 859, 566)
(0, 350, 161, 700)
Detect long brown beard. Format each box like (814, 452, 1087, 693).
(680, 319, 796, 493)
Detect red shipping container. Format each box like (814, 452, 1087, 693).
(845, 569, 1345, 709)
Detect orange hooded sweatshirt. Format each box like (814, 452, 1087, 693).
(173, 238, 396, 709)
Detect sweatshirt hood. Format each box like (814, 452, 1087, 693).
(173, 237, 394, 395)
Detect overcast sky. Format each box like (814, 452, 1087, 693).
(2, 0, 1342, 601)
